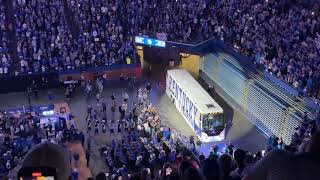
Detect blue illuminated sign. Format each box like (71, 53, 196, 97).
(135, 36, 166, 48)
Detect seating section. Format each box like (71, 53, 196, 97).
(0, 4, 11, 75)
(68, 0, 139, 66)
(0, 0, 320, 179)
(14, 0, 76, 73)
(0, 0, 319, 103)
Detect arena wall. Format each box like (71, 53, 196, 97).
(0, 64, 142, 93)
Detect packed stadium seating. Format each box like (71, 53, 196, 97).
(68, 0, 140, 66)
(0, 3, 11, 75)
(0, 1, 320, 178)
(14, 0, 77, 73)
(1, 0, 318, 103)
(1, 1, 320, 98)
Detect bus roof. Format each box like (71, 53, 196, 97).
(167, 69, 223, 114)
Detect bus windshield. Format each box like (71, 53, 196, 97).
(202, 113, 225, 136)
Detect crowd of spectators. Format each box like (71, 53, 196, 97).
(0, 111, 30, 175)
(3, 0, 320, 102)
(108, 0, 320, 102)
(13, 0, 139, 75)
(0, 76, 319, 179)
(96, 88, 189, 173)
(102, 0, 320, 102)
(0, 107, 85, 178)
(83, 84, 201, 180)
(68, 0, 139, 66)
(212, 0, 320, 103)
(0, 3, 11, 76)
(14, 0, 77, 74)
(81, 81, 320, 180)
(3, 0, 320, 176)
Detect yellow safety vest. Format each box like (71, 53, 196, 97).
(126, 57, 131, 64)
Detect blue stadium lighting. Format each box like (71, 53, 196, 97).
(42, 110, 54, 116)
(135, 36, 166, 48)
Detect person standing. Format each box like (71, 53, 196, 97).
(111, 101, 116, 121)
(147, 65, 152, 79)
(32, 81, 39, 98)
(130, 120, 135, 132)
(110, 123, 115, 134)
(87, 137, 91, 151)
(96, 77, 103, 94)
(146, 82, 151, 93)
(123, 92, 129, 102)
(102, 99, 107, 115)
(86, 105, 93, 119)
(71, 168, 78, 180)
(93, 109, 97, 120)
(68, 84, 74, 98)
(47, 91, 53, 100)
(121, 102, 128, 118)
(73, 153, 80, 168)
(85, 81, 92, 100)
(132, 74, 137, 87)
(86, 149, 90, 167)
(94, 123, 99, 135)
(117, 120, 122, 134)
(120, 72, 124, 81)
(65, 88, 70, 102)
(124, 120, 129, 132)
(102, 124, 106, 133)
(40, 77, 48, 89)
(80, 74, 85, 88)
(102, 117, 106, 126)
(119, 104, 124, 119)
(111, 92, 116, 101)
(96, 93, 100, 103)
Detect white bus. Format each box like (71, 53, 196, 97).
(166, 69, 225, 142)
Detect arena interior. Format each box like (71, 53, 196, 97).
(0, 0, 320, 180)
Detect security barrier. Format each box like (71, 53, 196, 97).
(200, 53, 301, 144)
(201, 53, 247, 110)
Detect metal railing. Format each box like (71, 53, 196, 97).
(200, 53, 307, 144)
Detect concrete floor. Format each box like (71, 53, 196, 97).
(0, 75, 266, 177)
(1, 54, 267, 177)
(0, 45, 268, 178)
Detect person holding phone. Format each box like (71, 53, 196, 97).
(18, 143, 71, 180)
(243, 131, 320, 180)
(159, 163, 174, 179)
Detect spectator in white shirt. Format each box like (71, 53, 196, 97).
(3, 66, 7, 74)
